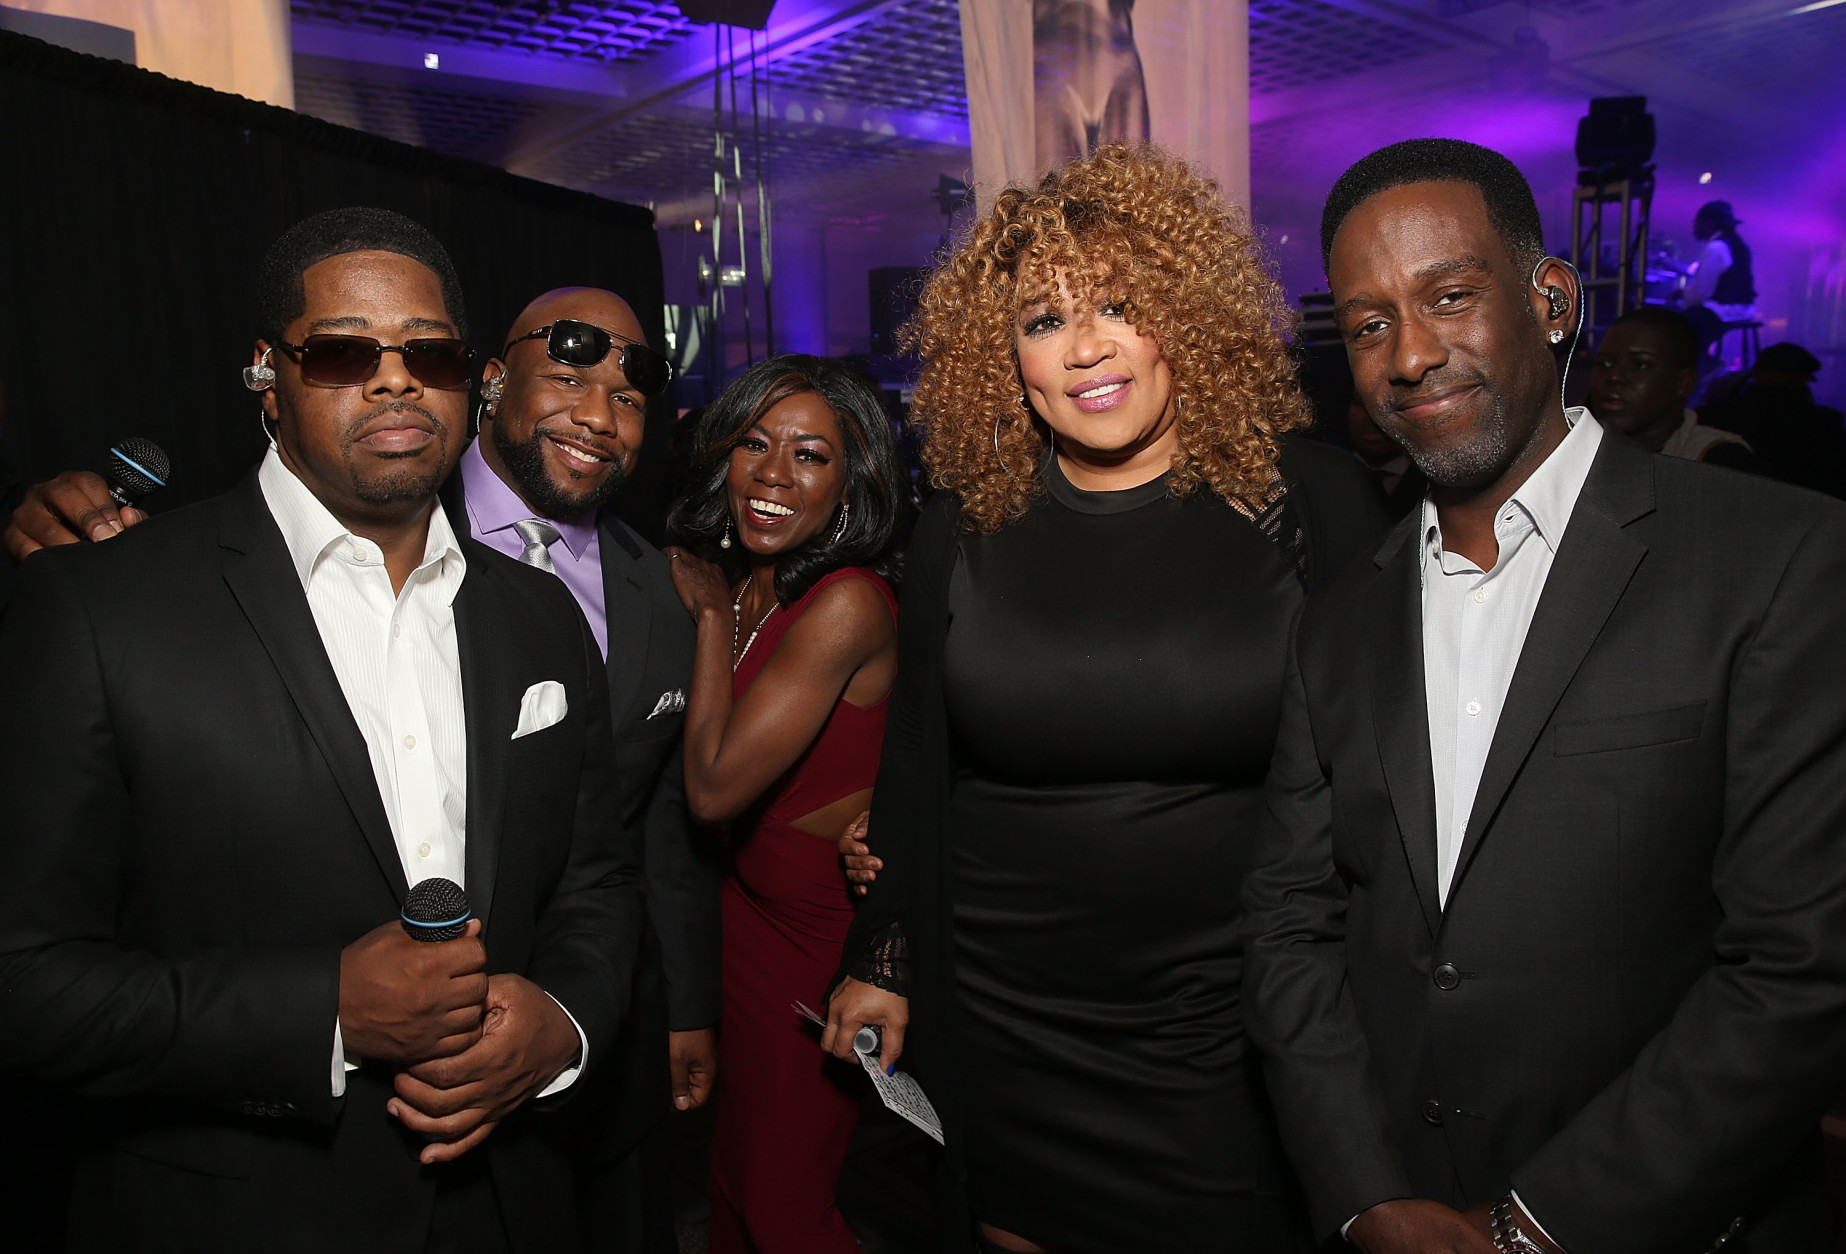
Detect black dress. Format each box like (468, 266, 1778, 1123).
(944, 458, 1303, 1250)
(837, 436, 1391, 1254)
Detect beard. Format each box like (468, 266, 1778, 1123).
(493, 419, 628, 519)
(1375, 374, 1517, 491)
(341, 402, 451, 505)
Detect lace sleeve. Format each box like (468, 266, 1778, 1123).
(844, 920, 908, 997)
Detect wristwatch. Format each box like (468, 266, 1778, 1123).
(1491, 1196, 1548, 1254)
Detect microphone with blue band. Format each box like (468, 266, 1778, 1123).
(401, 877, 470, 942)
(104, 437, 170, 507)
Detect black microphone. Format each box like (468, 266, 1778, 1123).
(103, 437, 170, 507)
(401, 877, 471, 942)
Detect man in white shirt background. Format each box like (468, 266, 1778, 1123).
(1245, 139, 1846, 1254)
(0, 208, 641, 1252)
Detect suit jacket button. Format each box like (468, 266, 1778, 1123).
(1420, 1099, 1444, 1126)
(1433, 962, 1461, 991)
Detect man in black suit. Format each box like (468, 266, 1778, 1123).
(1243, 139, 1846, 1254)
(0, 208, 641, 1251)
(448, 285, 717, 1253)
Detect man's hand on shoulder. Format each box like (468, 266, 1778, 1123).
(669, 1026, 717, 1111)
(3, 472, 148, 563)
(1347, 1199, 1498, 1254)
(388, 972, 582, 1164)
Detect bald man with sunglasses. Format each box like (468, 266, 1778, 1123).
(443, 287, 716, 1254)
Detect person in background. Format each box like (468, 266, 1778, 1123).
(664, 355, 906, 1254)
(1588, 305, 1757, 471)
(827, 143, 1389, 1254)
(1679, 200, 1756, 364)
(1701, 342, 1846, 499)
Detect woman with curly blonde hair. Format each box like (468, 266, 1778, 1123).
(823, 144, 1389, 1253)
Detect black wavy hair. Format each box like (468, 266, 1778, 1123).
(1605, 306, 1699, 371)
(257, 207, 467, 345)
(667, 354, 907, 605)
(1320, 139, 1544, 274)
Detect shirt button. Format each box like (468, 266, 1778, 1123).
(1466, 700, 1481, 716)
(1420, 1099, 1444, 1126)
(351, 546, 367, 563)
(1473, 588, 1488, 604)
(402, 734, 417, 750)
(417, 841, 432, 858)
(392, 622, 401, 639)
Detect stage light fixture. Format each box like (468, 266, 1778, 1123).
(1699, 172, 1713, 184)
(423, 52, 439, 69)
(1575, 95, 1655, 183)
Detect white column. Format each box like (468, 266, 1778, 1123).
(958, 0, 1250, 212)
(11, 0, 295, 108)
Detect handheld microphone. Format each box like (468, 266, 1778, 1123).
(401, 877, 471, 942)
(104, 437, 170, 507)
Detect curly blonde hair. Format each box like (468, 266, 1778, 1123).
(903, 143, 1309, 532)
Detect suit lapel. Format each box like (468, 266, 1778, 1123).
(1448, 436, 1655, 896)
(599, 517, 651, 723)
(455, 553, 516, 935)
(218, 476, 409, 901)
(1368, 517, 1442, 936)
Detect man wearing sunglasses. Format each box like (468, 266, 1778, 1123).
(0, 208, 642, 1252)
(442, 286, 716, 1254)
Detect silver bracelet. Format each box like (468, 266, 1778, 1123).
(1490, 1196, 1547, 1254)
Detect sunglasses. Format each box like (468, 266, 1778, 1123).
(502, 319, 674, 399)
(277, 335, 475, 390)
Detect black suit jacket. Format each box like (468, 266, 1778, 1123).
(440, 470, 715, 1157)
(0, 473, 643, 1252)
(1244, 432, 1846, 1253)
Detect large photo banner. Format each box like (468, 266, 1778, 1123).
(960, 0, 1250, 210)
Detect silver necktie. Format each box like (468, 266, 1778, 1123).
(513, 518, 561, 574)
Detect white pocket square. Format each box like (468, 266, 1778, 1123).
(646, 689, 687, 721)
(512, 680, 568, 740)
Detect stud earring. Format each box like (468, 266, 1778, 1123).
(829, 501, 850, 545)
(1548, 328, 1566, 344)
(720, 517, 733, 549)
(243, 348, 276, 392)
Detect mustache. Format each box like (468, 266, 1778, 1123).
(341, 401, 446, 444)
(1374, 369, 1488, 421)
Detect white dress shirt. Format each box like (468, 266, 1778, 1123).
(1415, 410, 1601, 1251)
(256, 450, 584, 1099)
(1684, 238, 1756, 322)
(1422, 410, 1603, 907)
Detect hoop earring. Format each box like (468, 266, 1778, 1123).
(720, 517, 733, 549)
(993, 413, 1006, 461)
(829, 501, 850, 545)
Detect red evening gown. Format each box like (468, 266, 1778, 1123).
(707, 566, 898, 1254)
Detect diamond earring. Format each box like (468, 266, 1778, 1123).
(1548, 329, 1566, 344)
(829, 501, 850, 545)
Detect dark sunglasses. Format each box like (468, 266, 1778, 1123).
(277, 334, 475, 389)
(502, 319, 674, 398)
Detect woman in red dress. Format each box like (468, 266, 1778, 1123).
(666, 354, 908, 1254)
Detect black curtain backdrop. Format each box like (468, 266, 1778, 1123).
(0, 29, 674, 537)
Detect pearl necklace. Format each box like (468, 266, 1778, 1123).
(732, 573, 778, 671)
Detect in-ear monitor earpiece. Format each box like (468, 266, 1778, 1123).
(243, 348, 276, 392)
